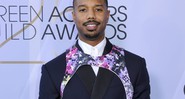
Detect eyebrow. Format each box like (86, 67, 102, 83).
(95, 4, 104, 7)
(77, 4, 104, 8)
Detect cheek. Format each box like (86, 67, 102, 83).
(75, 17, 84, 24)
(99, 15, 109, 23)
(102, 18, 108, 26)
(74, 20, 82, 27)
(104, 16, 109, 23)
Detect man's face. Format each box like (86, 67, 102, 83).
(73, 0, 110, 41)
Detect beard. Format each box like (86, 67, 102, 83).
(83, 32, 101, 40)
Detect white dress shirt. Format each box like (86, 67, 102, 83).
(78, 38, 107, 76)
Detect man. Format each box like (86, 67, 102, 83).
(39, 0, 150, 99)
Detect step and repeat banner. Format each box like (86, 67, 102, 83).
(0, 0, 185, 99)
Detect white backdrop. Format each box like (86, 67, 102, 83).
(0, 0, 185, 99)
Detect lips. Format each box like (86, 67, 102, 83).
(83, 21, 100, 31)
(86, 24, 97, 30)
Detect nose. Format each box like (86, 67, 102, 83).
(87, 9, 96, 20)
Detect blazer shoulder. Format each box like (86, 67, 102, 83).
(44, 52, 66, 71)
(41, 52, 66, 92)
(124, 50, 146, 72)
(124, 50, 144, 61)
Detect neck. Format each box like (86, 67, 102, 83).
(79, 36, 105, 46)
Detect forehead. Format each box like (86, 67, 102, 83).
(74, 0, 106, 7)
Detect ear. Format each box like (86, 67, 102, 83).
(107, 10, 110, 19)
(106, 10, 110, 22)
(72, 11, 75, 21)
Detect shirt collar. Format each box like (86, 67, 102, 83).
(78, 38, 106, 56)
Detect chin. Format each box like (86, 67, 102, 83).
(84, 33, 103, 41)
(84, 34, 98, 40)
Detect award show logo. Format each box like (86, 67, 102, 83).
(0, 4, 127, 47)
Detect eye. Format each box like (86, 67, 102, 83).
(79, 8, 86, 12)
(96, 8, 103, 12)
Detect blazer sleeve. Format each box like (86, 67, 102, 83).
(133, 58, 150, 99)
(39, 65, 60, 99)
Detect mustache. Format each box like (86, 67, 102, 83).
(83, 20, 100, 26)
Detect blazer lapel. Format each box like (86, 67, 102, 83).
(102, 38, 113, 55)
(76, 65, 96, 95)
(90, 67, 114, 99)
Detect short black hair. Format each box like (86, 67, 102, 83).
(73, 0, 108, 8)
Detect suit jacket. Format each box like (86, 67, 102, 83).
(39, 39, 150, 99)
